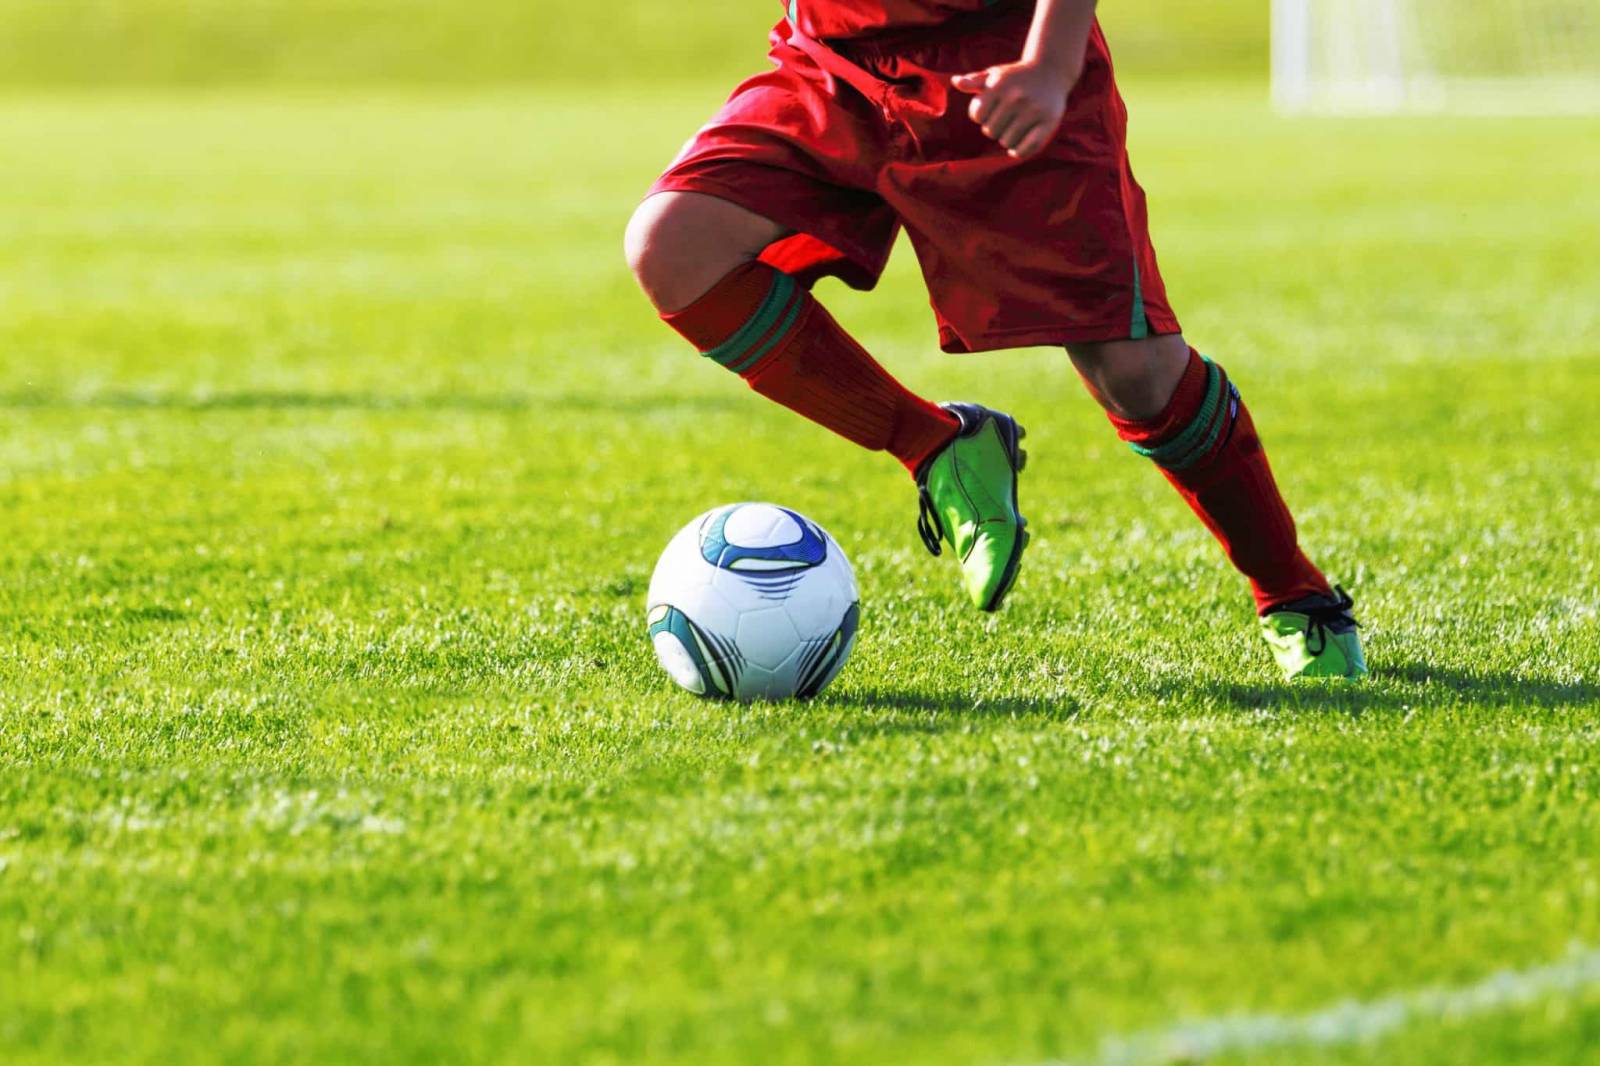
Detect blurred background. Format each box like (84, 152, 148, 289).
(0, 1, 1262, 85)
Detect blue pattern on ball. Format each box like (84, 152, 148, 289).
(698, 505, 827, 572)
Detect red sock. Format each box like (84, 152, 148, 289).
(661, 263, 959, 476)
(1108, 349, 1332, 613)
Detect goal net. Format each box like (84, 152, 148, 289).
(1272, 0, 1600, 113)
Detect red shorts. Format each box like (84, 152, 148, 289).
(649, 10, 1181, 353)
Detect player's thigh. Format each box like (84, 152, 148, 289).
(892, 153, 1177, 354)
(625, 191, 792, 312)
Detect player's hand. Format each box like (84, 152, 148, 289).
(951, 59, 1077, 161)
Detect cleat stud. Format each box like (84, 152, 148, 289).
(1015, 449, 1028, 471)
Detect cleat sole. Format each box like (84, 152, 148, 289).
(979, 412, 1028, 613)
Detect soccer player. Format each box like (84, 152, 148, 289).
(624, 0, 1366, 680)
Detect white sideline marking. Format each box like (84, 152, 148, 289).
(1031, 945, 1600, 1066)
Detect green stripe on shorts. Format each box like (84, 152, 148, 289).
(1129, 260, 1149, 340)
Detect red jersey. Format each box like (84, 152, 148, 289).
(784, 0, 1025, 39)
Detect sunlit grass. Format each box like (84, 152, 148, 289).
(0, 86, 1597, 1065)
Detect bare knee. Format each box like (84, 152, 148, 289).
(622, 196, 685, 307)
(1067, 333, 1192, 421)
(624, 192, 789, 313)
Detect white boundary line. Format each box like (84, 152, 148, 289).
(1025, 944, 1600, 1066)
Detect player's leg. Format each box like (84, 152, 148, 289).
(878, 7, 1361, 668)
(625, 190, 960, 477)
(627, 191, 1024, 612)
(1068, 334, 1366, 679)
(630, 33, 1026, 612)
(1068, 332, 1328, 611)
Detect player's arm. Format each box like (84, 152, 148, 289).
(951, 0, 1097, 160)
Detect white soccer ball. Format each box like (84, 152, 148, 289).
(646, 502, 860, 701)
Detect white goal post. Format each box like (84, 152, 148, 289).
(1272, 0, 1600, 113)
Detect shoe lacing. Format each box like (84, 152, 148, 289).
(916, 485, 943, 557)
(1298, 585, 1359, 656)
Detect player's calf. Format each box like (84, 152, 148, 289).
(1074, 338, 1331, 610)
(629, 193, 959, 479)
(1067, 333, 1191, 421)
(1073, 337, 1364, 679)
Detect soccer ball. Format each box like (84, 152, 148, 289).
(646, 503, 860, 701)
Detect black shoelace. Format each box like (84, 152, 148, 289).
(1298, 585, 1359, 655)
(917, 486, 943, 557)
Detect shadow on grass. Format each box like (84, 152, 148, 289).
(830, 663, 1595, 724)
(820, 686, 1082, 722)
(1168, 661, 1598, 714)
(0, 390, 743, 416)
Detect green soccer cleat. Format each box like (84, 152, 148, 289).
(916, 402, 1029, 612)
(1259, 586, 1369, 681)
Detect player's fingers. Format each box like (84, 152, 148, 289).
(985, 99, 1036, 146)
(998, 122, 1035, 152)
(1007, 122, 1052, 160)
(968, 89, 1001, 127)
(950, 69, 994, 94)
(997, 106, 1049, 147)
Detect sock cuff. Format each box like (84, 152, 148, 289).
(1106, 347, 1204, 439)
(661, 263, 810, 377)
(660, 262, 770, 347)
(1112, 349, 1240, 471)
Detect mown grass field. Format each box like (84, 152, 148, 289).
(2, 22, 1599, 1066)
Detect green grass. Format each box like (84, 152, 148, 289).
(2, 79, 1598, 1065)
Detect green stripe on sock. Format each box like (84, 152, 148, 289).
(1128, 357, 1224, 467)
(701, 271, 796, 368)
(1162, 384, 1233, 471)
(1128, 357, 1218, 461)
(725, 287, 805, 374)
